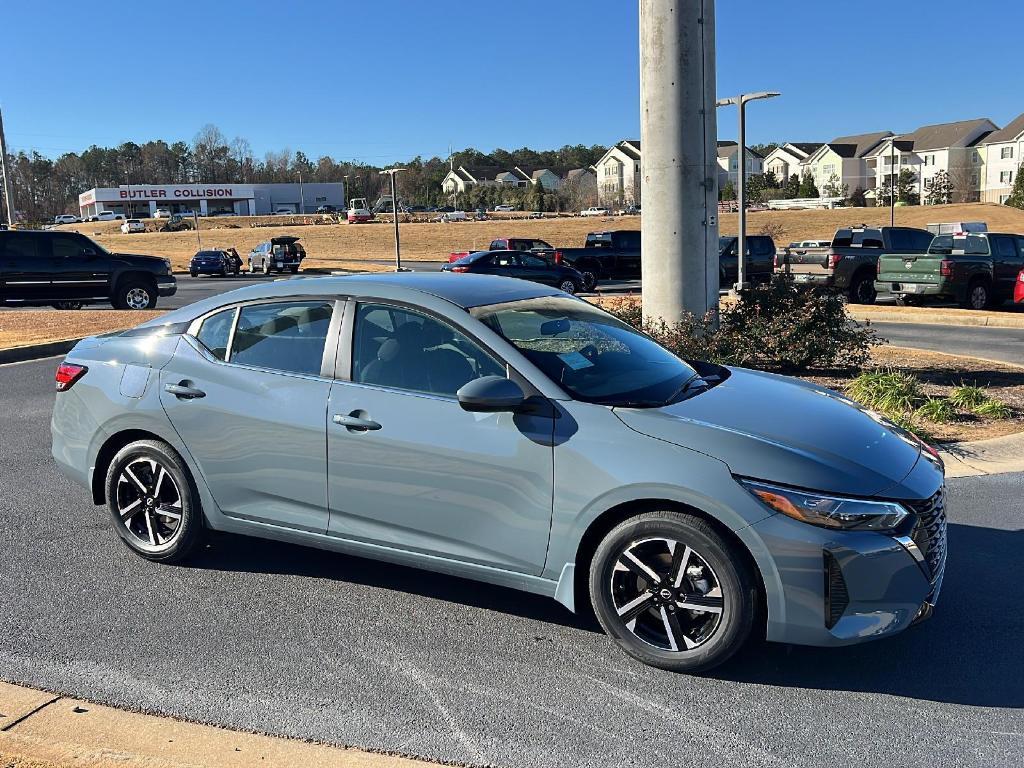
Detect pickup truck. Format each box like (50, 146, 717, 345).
(875, 232, 1024, 310)
(0, 229, 175, 309)
(782, 225, 933, 304)
(551, 230, 641, 290)
(448, 237, 554, 263)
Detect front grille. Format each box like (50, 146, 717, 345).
(908, 486, 947, 602)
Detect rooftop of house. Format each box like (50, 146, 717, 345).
(984, 112, 1024, 144)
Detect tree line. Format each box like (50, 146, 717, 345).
(1, 123, 608, 221)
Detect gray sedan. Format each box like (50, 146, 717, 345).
(51, 273, 946, 672)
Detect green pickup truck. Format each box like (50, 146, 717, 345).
(875, 232, 1024, 309)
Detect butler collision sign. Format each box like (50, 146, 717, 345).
(78, 182, 345, 218)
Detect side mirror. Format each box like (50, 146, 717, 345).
(457, 376, 526, 413)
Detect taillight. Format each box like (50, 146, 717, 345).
(553, 250, 563, 265)
(1017, 271, 1023, 283)
(827, 250, 843, 270)
(940, 260, 953, 277)
(450, 265, 469, 273)
(55, 362, 88, 392)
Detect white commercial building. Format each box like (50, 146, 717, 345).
(78, 182, 346, 219)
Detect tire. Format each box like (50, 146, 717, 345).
(52, 300, 83, 310)
(961, 279, 990, 310)
(847, 273, 877, 305)
(190, 270, 198, 278)
(289, 266, 299, 274)
(262, 259, 272, 277)
(104, 439, 204, 564)
(579, 269, 598, 292)
(114, 278, 157, 310)
(895, 295, 924, 307)
(248, 260, 256, 274)
(589, 510, 756, 673)
(559, 278, 579, 295)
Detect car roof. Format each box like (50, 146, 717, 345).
(141, 273, 563, 329)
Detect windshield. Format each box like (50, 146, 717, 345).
(472, 296, 698, 407)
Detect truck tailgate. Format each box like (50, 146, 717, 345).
(877, 254, 943, 286)
(786, 246, 830, 267)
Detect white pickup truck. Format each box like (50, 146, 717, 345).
(580, 207, 610, 217)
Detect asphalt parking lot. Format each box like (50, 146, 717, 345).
(1, 357, 1022, 768)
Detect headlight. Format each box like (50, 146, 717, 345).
(740, 479, 908, 531)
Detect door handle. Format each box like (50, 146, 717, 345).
(164, 382, 206, 399)
(333, 413, 381, 431)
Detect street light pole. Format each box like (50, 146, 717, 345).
(298, 170, 304, 214)
(716, 91, 780, 292)
(890, 139, 896, 227)
(0, 105, 14, 227)
(379, 168, 407, 271)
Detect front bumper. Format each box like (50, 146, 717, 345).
(157, 275, 177, 296)
(740, 486, 946, 647)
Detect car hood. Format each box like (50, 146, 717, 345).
(111, 252, 167, 266)
(614, 367, 923, 498)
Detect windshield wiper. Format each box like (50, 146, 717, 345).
(663, 374, 709, 405)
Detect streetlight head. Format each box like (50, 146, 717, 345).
(379, 167, 407, 176)
(743, 91, 781, 103)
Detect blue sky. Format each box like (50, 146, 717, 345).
(2, 0, 1021, 162)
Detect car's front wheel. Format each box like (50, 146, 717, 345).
(114, 279, 157, 310)
(589, 510, 757, 673)
(559, 278, 579, 295)
(962, 279, 990, 310)
(104, 439, 204, 563)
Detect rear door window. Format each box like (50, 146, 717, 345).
(911, 230, 934, 250)
(1, 233, 40, 260)
(229, 301, 334, 376)
(888, 229, 911, 251)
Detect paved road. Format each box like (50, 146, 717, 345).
(1, 357, 1022, 768)
(873, 321, 1024, 366)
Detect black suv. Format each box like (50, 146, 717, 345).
(718, 235, 776, 288)
(0, 230, 176, 310)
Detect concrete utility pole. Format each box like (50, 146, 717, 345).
(0, 105, 15, 227)
(379, 168, 407, 271)
(716, 91, 780, 291)
(640, 0, 719, 324)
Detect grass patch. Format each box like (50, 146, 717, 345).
(916, 397, 957, 424)
(847, 368, 923, 416)
(972, 398, 1012, 419)
(949, 384, 989, 409)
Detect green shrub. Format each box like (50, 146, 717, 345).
(886, 412, 934, 444)
(972, 398, 1012, 420)
(949, 384, 988, 410)
(915, 397, 956, 423)
(605, 276, 879, 374)
(846, 368, 922, 416)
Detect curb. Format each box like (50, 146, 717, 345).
(938, 431, 1024, 479)
(0, 338, 83, 365)
(849, 308, 1024, 329)
(0, 680, 445, 768)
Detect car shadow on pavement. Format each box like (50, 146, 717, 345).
(717, 522, 1024, 708)
(188, 532, 600, 632)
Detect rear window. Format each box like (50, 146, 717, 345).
(0, 232, 40, 260)
(616, 231, 641, 250)
(586, 233, 612, 248)
(196, 250, 222, 258)
(832, 228, 883, 248)
(928, 234, 990, 256)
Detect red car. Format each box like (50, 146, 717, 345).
(1015, 268, 1024, 303)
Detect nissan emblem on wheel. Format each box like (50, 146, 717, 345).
(51, 273, 946, 673)
(0, 230, 176, 310)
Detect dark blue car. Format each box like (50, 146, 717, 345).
(189, 249, 242, 278)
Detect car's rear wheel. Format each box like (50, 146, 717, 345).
(262, 259, 272, 276)
(589, 510, 756, 673)
(962, 279, 990, 310)
(104, 439, 204, 564)
(114, 279, 157, 310)
(559, 278, 579, 295)
(578, 267, 598, 291)
(190, 270, 198, 278)
(290, 266, 299, 274)
(848, 274, 877, 304)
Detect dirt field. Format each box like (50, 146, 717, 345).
(56, 202, 1024, 274)
(0, 310, 164, 348)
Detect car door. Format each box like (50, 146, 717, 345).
(0, 232, 48, 303)
(326, 301, 555, 574)
(488, 251, 523, 279)
(991, 235, 1020, 299)
(159, 299, 339, 532)
(516, 252, 558, 285)
(47, 233, 110, 300)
